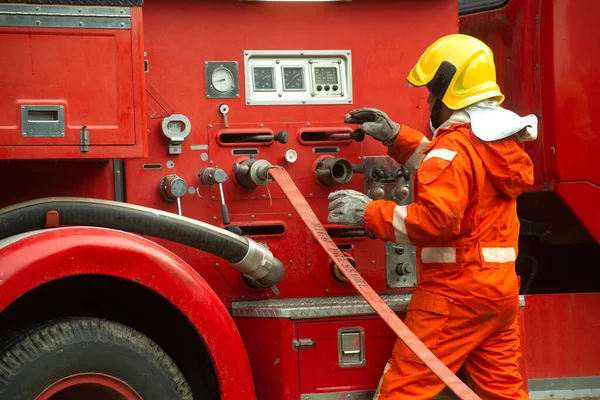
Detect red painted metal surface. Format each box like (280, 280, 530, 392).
(460, 0, 600, 242)
(459, 0, 549, 192)
(122, 0, 456, 305)
(0, 8, 147, 160)
(298, 317, 395, 395)
(270, 168, 480, 400)
(0, 160, 116, 208)
(0, 227, 256, 400)
(524, 293, 600, 378)
(36, 373, 143, 400)
(556, 181, 600, 243)
(545, 0, 600, 187)
(235, 317, 300, 400)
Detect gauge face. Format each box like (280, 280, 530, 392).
(253, 67, 275, 91)
(283, 67, 305, 91)
(211, 67, 235, 93)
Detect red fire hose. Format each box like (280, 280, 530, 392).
(268, 168, 481, 400)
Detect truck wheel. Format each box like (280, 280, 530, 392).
(0, 317, 194, 400)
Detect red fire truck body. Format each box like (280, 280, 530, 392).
(0, 0, 598, 399)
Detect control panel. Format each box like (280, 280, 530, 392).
(244, 50, 353, 106)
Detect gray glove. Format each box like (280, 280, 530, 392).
(327, 190, 371, 226)
(344, 108, 401, 147)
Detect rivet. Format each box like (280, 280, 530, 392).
(35, 7, 40, 11)
(287, 214, 292, 217)
(307, 263, 312, 267)
(215, 262, 219, 266)
(371, 260, 376, 264)
(309, 193, 313, 197)
(120, 9, 124, 13)
(209, 124, 213, 128)
(213, 216, 217, 220)
(79, 22, 84, 26)
(36, 20, 41, 25)
(120, 22, 125, 27)
(250, 215, 255, 219)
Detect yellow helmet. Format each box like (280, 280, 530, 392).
(407, 34, 504, 110)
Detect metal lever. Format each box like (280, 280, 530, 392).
(219, 104, 230, 128)
(197, 167, 230, 225)
(218, 182, 230, 225)
(176, 198, 183, 216)
(349, 129, 365, 142)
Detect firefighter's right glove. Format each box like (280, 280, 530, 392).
(344, 107, 400, 147)
(327, 190, 371, 227)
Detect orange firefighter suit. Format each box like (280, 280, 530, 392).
(365, 122, 533, 399)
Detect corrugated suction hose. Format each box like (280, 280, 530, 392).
(0, 197, 284, 287)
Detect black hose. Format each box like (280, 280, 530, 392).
(0, 198, 284, 286)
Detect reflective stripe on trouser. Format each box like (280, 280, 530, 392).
(374, 289, 528, 400)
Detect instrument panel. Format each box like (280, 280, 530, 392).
(243, 50, 353, 105)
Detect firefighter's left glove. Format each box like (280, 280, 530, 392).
(327, 190, 371, 227)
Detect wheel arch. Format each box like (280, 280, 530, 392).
(0, 226, 257, 400)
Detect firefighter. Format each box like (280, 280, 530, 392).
(328, 34, 537, 399)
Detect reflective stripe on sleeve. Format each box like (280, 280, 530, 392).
(392, 205, 411, 244)
(423, 148, 457, 162)
(403, 137, 430, 174)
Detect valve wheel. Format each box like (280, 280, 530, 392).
(37, 372, 143, 400)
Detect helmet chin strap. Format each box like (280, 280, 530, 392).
(429, 97, 444, 130)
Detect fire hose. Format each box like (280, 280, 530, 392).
(268, 167, 481, 400)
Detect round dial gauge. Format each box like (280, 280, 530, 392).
(211, 67, 234, 93)
(283, 67, 304, 91)
(253, 67, 275, 91)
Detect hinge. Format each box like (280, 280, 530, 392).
(144, 52, 149, 73)
(80, 125, 90, 153)
(293, 339, 315, 349)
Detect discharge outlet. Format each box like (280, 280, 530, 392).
(233, 158, 272, 190)
(315, 157, 354, 186)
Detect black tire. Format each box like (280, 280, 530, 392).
(0, 317, 194, 400)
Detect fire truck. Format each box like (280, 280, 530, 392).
(0, 0, 598, 398)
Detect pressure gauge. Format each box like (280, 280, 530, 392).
(205, 61, 239, 99)
(211, 67, 235, 93)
